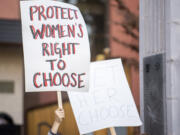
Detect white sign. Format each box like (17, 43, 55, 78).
(20, 1, 90, 92)
(68, 59, 142, 134)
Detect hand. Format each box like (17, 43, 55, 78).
(54, 108, 65, 124)
(51, 108, 65, 134)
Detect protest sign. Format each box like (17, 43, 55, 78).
(20, 1, 90, 92)
(68, 59, 142, 134)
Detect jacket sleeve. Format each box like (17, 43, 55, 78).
(48, 130, 57, 135)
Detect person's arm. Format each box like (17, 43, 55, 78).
(48, 108, 65, 135)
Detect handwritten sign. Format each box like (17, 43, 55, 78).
(20, 1, 90, 92)
(68, 59, 142, 134)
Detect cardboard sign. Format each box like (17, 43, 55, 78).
(20, 1, 90, 92)
(68, 59, 142, 134)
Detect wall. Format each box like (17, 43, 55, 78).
(0, 0, 20, 20)
(109, 0, 139, 107)
(165, 0, 180, 134)
(0, 45, 23, 124)
(140, 0, 180, 134)
(139, 0, 166, 134)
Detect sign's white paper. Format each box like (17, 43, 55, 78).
(20, 1, 90, 92)
(68, 59, 142, 134)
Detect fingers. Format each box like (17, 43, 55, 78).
(55, 108, 65, 119)
(56, 108, 64, 111)
(56, 108, 64, 114)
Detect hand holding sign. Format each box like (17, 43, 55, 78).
(20, 1, 90, 92)
(50, 108, 65, 135)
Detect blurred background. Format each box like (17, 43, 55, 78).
(0, 0, 140, 135)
